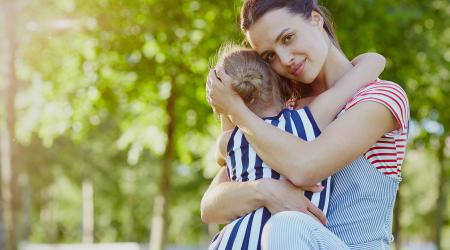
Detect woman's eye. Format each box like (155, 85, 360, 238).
(265, 53, 275, 62)
(283, 33, 294, 44)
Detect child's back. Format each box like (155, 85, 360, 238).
(210, 107, 330, 250)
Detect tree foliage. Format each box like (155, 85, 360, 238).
(3, 0, 449, 248)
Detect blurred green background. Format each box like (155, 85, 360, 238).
(0, 0, 449, 250)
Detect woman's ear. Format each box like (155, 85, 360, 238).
(310, 10, 324, 29)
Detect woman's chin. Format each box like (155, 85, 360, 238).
(292, 75, 314, 84)
(282, 71, 314, 84)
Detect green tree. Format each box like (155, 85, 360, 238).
(3, 0, 449, 249)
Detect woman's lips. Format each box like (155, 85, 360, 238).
(291, 59, 306, 76)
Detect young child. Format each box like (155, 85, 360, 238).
(207, 44, 385, 250)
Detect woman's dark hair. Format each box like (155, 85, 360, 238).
(241, 0, 339, 48)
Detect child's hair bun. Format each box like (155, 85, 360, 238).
(231, 69, 264, 104)
(216, 43, 272, 105)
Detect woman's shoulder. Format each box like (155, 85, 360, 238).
(348, 79, 408, 103)
(346, 80, 409, 179)
(345, 79, 410, 134)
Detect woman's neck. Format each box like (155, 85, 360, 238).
(311, 45, 353, 96)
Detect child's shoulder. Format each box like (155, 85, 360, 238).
(219, 129, 235, 153)
(216, 129, 235, 167)
(220, 129, 235, 144)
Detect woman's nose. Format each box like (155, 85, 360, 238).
(279, 50, 294, 67)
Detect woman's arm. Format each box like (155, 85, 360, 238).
(230, 100, 397, 186)
(200, 168, 327, 224)
(206, 69, 398, 187)
(204, 127, 266, 224)
(309, 53, 385, 130)
(200, 168, 263, 224)
(206, 128, 327, 223)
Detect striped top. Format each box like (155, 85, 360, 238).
(343, 80, 409, 179)
(209, 107, 331, 250)
(326, 80, 410, 248)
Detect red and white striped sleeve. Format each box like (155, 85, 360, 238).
(345, 81, 410, 136)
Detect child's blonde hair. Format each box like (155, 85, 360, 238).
(216, 44, 294, 112)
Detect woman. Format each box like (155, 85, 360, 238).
(208, 44, 384, 250)
(202, 0, 409, 249)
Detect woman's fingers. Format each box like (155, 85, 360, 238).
(207, 68, 224, 96)
(305, 211, 322, 224)
(307, 203, 328, 225)
(204, 65, 242, 115)
(301, 184, 324, 193)
(215, 66, 231, 84)
(205, 83, 210, 96)
(214, 69, 222, 82)
(207, 69, 216, 87)
(206, 69, 218, 103)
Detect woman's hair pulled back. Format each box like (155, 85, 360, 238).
(241, 0, 339, 48)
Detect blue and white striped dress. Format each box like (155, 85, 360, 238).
(209, 107, 331, 250)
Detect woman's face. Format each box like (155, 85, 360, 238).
(246, 8, 329, 84)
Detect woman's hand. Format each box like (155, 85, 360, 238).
(206, 66, 244, 115)
(299, 183, 325, 193)
(258, 178, 328, 225)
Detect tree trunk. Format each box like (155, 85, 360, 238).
(149, 82, 176, 250)
(0, 3, 19, 250)
(0, 138, 3, 250)
(82, 178, 94, 243)
(435, 140, 446, 250)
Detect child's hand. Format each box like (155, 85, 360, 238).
(285, 96, 315, 110)
(284, 97, 298, 110)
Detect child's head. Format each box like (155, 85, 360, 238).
(216, 44, 294, 114)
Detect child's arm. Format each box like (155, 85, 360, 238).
(309, 52, 385, 130)
(215, 114, 234, 166)
(215, 130, 233, 167)
(221, 114, 234, 132)
(217, 113, 234, 166)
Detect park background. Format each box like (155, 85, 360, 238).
(0, 0, 449, 250)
